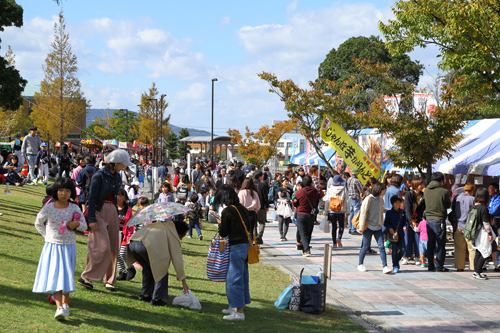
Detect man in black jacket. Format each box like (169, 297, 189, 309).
(234, 162, 245, 186)
(254, 171, 269, 244)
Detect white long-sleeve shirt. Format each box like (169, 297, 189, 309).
(34, 202, 87, 245)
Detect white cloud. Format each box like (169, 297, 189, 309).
(220, 16, 231, 25)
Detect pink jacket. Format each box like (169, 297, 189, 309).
(72, 165, 83, 195)
(238, 189, 261, 211)
(418, 220, 428, 241)
(120, 207, 135, 246)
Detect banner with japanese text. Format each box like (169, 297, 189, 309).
(320, 117, 381, 184)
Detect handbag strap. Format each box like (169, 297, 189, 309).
(395, 210, 404, 232)
(302, 188, 315, 210)
(231, 205, 254, 244)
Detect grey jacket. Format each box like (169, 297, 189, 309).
(21, 134, 42, 156)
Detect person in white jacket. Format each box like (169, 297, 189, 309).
(357, 183, 392, 274)
(324, 175, 350, 248)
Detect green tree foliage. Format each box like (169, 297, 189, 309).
(82, 121, 108, 140)
(0, 0, 27, 111)
(110, 109, 138, 142)
(177, 128, 190, 158)
(164, 132, 179, 160)
(379, 0, 500, 112)
(317, 35, 423, 136)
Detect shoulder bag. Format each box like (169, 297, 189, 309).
(383, 210, 403, 242)
(206, 231, 230, 282)
(231, 205, 260, 264)
(303, 189, 319, 215)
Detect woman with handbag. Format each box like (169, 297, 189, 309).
(238, 178, 261, 241)
(357, 183, 392, 274)
(324, 175, 350, 248)
(216, 184, 252, 321)
(293, 175, 319, 257)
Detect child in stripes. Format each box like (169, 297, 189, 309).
(116, 189, 136, 281)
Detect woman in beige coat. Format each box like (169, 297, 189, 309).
(357, 183, 392, 274)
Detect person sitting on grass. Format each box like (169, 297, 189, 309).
(127, 216, 190, 306)
(383, 195, 408, 273)
(33, 177, 87, 321)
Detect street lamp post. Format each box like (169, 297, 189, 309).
(160, 94, 167, 164)
(211, 78, 218, 168)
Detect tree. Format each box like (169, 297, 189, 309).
(0, 46, 31, 138)
(227, 120, 298, 168)
(110, 109, 138, 142)
(31, 10, 88, 144)
(177, 128, 190, 159)
(82, 121, 109, 140)
(379, 0, 500, 110)
(317, 35, 422, 136)
(164, 132, 179, 160)
(135, 83, 170, 149)
(363, 62, 478, 182)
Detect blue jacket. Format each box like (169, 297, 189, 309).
(489, 194, 500, 218)
(76, 165, 97, 202)
(86, 164, 122, 223)
(384, 185, 401, 210)
(384, 207, 408, 235)
(158, 165, 166, 178)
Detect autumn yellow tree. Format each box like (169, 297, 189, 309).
(31, 10, 89, 144)
(0, 46, 31, 138)
(134, 82, 170, 152)
(227, 120, 298, 168)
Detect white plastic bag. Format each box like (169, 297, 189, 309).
(318, 216, 329, 233)
(284, 205, 293, 219)
(172, 290, 202, 310)
(277, 202, 286, 216)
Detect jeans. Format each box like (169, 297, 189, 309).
(188, 218, 202, 237)
(14, 150, 23, 173)
(129, 241, 169, 300)
(27, 155, 37, 181)
(391, 237, 406, 269)
(226, 243, 251, 309)
(426, 219, 446, 270)
(328, 212, 345, 242)
(348, 198, 361, 232)
(296, 213, 315, 253)
(404, 226, 420, 258)
(359, 228, 387, 267)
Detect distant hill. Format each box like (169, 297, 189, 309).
(86, 109, 214, 139)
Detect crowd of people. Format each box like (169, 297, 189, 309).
(3, 128, 499, 322)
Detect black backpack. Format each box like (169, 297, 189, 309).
(60, 152, 71, 167)
(81, 169, 94, 202)
(177, 184, 189, 200)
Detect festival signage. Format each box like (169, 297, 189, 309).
(320, 117, 381, 184)
(80, 139, 103, 148)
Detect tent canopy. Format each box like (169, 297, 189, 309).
(290, 146, 336, 167)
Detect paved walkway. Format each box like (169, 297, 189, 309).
(260, 214, 500, 333)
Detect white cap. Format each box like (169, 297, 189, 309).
(106, 149, 134, 167)
(131, 181, 142, 188)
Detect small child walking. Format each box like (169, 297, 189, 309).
(417, 217, 428, 268)
(187, 193, 204, 240)
(35, 142, 51, 186)
(33, 178, 87, 320)
(383, 195, 408, 273)
(116, 189, 136, 281)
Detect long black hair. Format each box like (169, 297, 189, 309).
(214, 184, 240, 207)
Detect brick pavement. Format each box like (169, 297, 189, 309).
(260, 214, 500, 333)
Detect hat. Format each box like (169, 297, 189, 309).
(351, 167, 360, 175)
(40, 142, 48, 147)
(106, 149, 134, 167)
(332, 175, 345, 186)
(131, 181, 142, 188)
(298, 167, 304, 172)
(15, 133, 21, 137)
(464, 184, 476, 192)
(281, 176, 288, 182)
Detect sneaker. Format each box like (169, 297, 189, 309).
(150, 299, 167, 306)
(336, 240, 343, 248)
(332, 243, 337, 248)
(222, 308, 236, 314)
(223, 312, 245, 321)
(284, 237, 287, 241)
(126, 266, 137, 281)
(27, 181, 35, 186)
(54, 307, 65, 321)
(401, 257, 409, 265)
(280, 238, 285, 242)
(393, 267, 400, 273)
(77, 277, 93, 289)
(358, 264, 367, 272)
(62, 303, 70, 317)
(0, 212, 3, 217)
(302, 251, 311, 257)
(473, 272, 487, 280)
(383, 266, 392, 274)
(421, 263, 428, 268)
(199, 235, 203, 241)
(116, 272, 127, 281)
(139, 295, 152, 302)
(414, 260, 421, 266)
(104, 283, 115, 291)
(187, 235, 192, 239)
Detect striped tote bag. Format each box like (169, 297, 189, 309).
(206, 232, 229, 282)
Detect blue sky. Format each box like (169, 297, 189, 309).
(6, 0, 439, 133)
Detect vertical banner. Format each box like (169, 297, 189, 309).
(304, 140, 312, 172)
(320, 117, 381, 184)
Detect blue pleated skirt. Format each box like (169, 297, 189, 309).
(33, 242, 77, 294)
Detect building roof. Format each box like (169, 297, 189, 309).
(22, 82, 41, 98)
(180, 135, 232, 143)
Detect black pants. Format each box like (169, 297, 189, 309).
(58, 166, 70, 178)
(278, 215, 290, 239)
(474, 249, 487, 274)
(328, 212, 345, 242)
(248, 211, 258, 240)
(297, 213, 314, 253)
(129, 241, 169, 300)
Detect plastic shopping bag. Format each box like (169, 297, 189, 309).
(277, 202, 286, 216)
(318, 216, 329, 233)
(284, 205, 293, 219)
(274, 284, 294, 309)
(172, 290, 202, 310)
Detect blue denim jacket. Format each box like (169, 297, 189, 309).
(86, 164, 122, 223)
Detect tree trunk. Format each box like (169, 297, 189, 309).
(426, 159, 433, 184)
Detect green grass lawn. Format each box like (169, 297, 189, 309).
(0, 184, 366, 332)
